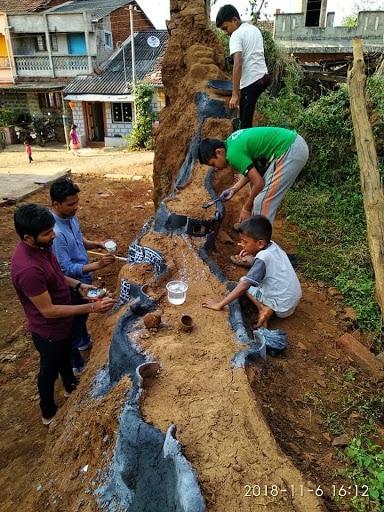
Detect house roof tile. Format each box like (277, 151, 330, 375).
(47, 0, 134, 21)
(63, 29, 167, 96)
(0, 0, 137, 18)
(0, 0, 51, 12)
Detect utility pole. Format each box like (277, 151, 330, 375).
(128, 5, 137, 120)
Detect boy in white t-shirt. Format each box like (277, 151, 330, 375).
(202, 215, 302, 328)
(216, 4, 270, 129)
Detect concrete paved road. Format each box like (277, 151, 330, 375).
(0, 143, 71, 205)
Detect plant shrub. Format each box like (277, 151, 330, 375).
(0, 108, 20, 127)
(298, 86, 356, 185)
(344, 437, 384, 511)
(126, 83, 156, 150)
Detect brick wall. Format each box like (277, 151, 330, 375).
(105, 104, 131, 137)
(1, 90, 28, 113)
(110, 6, 154, 50)
(258, 20, 274, 35)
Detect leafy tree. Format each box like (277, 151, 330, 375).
(211, 0, 270, 22)
(341, 0, 381, 25)
(341, 14, 358, 26)
(248, 0, 269, 22)
(126, 83, 156, 150)
(0, 108, 20, 127)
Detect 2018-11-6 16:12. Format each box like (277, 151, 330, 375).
(243, 484, 369, 498)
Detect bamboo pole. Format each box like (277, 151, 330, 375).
(348, 38, 384, 321)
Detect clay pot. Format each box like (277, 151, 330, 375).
(143, 312, 161, 329)
(179, 314, 194, 332)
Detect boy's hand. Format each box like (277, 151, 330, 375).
(237, 248, 250, 258)
(234, 249, 254, 267)
(202, 298, 223, 311)
(238, 208, 251, 223)
(220, 188, 236, 201)
(97, 254, 116, 269)
(229, 93, 240, 110)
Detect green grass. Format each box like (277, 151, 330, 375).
(344, 437, 384, 512)
(255, 44, 384, 510)
(280, 183, 382, 336)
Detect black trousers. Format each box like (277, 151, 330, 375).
(239, 74, 271, 129)
(31, 333, 77, 419)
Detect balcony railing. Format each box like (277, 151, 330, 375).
(14, 55, 96, 77)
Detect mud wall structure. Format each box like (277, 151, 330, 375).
(153, 0, 228, 207)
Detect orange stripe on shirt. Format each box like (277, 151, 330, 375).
(260, 155, 284, 218)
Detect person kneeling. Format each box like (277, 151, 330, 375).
(201, 215, 301, 328)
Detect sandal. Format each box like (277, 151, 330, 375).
(230, 255, 253, 268)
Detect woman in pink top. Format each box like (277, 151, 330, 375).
(70, 124, 80, 156)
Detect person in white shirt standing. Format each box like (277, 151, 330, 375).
(216, 4, 270, 130)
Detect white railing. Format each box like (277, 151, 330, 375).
(14, 55, 96, 76)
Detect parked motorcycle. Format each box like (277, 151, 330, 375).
(14, 125, 35, 143)
(34, 115, 57, 146)
(14, 113, 36, 143)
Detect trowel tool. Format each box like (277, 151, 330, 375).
(202, 197, 222, 209)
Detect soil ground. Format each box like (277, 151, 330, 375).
(0, 144, 382, 511)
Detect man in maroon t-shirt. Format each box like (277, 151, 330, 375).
(11, 204, 115, 425)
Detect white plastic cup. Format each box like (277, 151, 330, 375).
(105, 240, 117, 253)
(166, 281, 188, 305)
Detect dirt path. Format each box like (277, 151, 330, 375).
(0, 145, 370, 511)
(0, 142, 154, 173)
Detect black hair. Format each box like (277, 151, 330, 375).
(50, 176, 80, 203)
(71, 124, 77, 130)
(238, 215, 272, 243)
(216, 4, 240, 27)
(14, 203, 55, 240)
(198, 138, 226, 165)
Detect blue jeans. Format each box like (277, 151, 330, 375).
(71, 313, 90, 367)
(70, 289, 91, 368)
(31, 333, 77, 419)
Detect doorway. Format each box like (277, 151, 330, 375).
(85, 102, 105, 145)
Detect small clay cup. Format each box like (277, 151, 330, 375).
(179, 314, 194, 333)
(143, 312, 161, 329)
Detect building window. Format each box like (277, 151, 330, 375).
(112, 103, 132, 122)
(37, 92, 62, 110)
(35, 34, 58, 52)
(51, 34, 58, 52)
(105, 32, 112, 48)
(36, 35, 46, 52)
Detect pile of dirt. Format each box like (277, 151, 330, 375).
(1, 165, 381, 511)
(1, 1, 382, 508)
